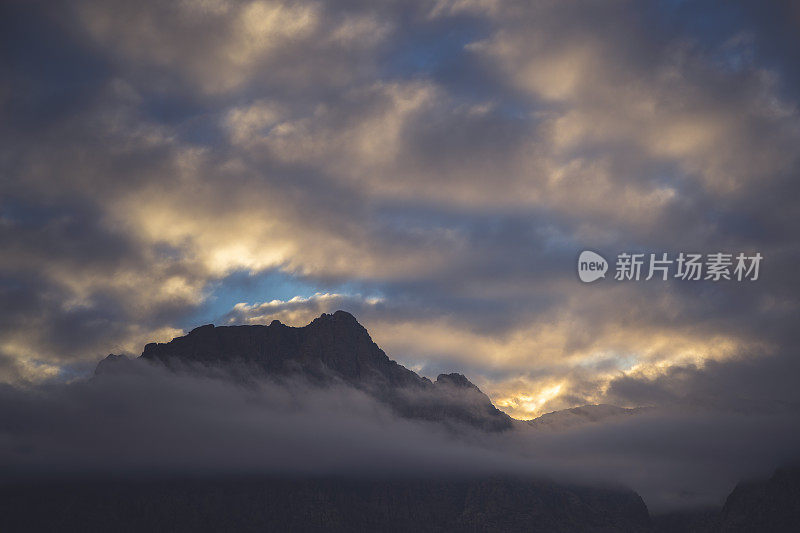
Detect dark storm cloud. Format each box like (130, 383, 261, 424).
(605, 348, 800, 410)
(0, 199, 182, 376)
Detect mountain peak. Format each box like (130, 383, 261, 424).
(310, 310, 362, 327)
(435, 373, 479, 391)
(189, 323, 215, 334)
(95, 353, 131, 375)
(138, 310, 418, 388)
(114, 311, 514, 431)
(332, 310, 357, 321)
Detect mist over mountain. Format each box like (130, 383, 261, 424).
(527, 405, 647, 431)
(3, 0, 800, 529)
(1, 311, 799, 531)
(108, 310, 512, 432)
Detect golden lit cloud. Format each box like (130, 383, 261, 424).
(1, 0, 797, 424)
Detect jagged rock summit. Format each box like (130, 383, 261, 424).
(99, 311, 513, 432)
(140, 310, 427, 390)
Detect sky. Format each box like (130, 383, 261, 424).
(2, 0, 800, 420)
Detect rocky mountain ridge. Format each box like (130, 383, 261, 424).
(98, 310, 513, 432)
(88, 311, 800, 532)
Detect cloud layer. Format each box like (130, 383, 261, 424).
(2, 362, 799, 511)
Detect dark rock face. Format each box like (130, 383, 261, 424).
(651, 466, 800, 532)
(141, 311, 426, 389)
(651, 508, 721, 533)
(436, 372, 479, 389)
(717, 466, 800, 532)
(123, 311, 513, 431)
(0, 477, 652, 533)
(427, 373, 514, 432)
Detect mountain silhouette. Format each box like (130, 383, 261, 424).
(138, 311, 427, 388)
(75, 311, 661, 532)
(718, 466, 800, 532)
(99, 310, 513, 432)
(41, 311, 798, 532)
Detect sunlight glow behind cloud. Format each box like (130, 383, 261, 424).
(1, 0, 798, 417)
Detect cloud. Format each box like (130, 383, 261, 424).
(222, 283, 774, 419)
(0, 362, 530, 479)
(1, 362, 799, 511)
(1, 0, 799, 426)
(72, 0, 392, 94)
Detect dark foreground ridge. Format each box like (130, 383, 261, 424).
(718, 466, 800, 532)
(5, 470, 799, 533)
(651, 466, 800, 533)
(100, 310, 513, 432)
(0, 477, 651, 533)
